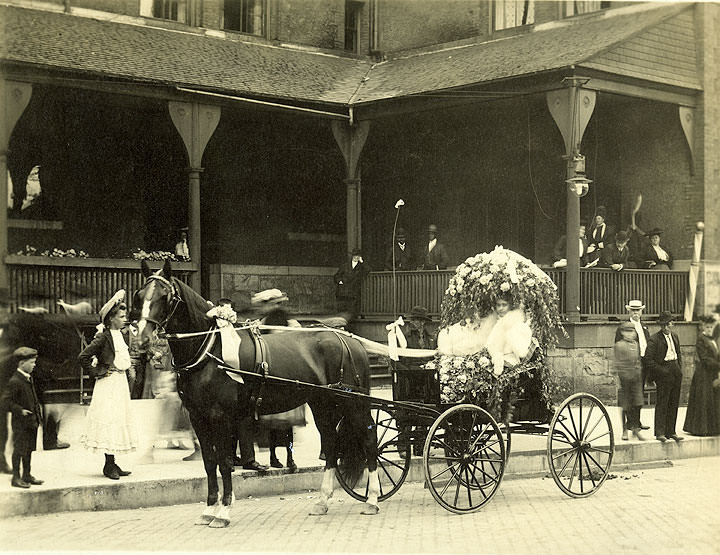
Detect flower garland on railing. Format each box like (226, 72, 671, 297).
(15, 245, 88, 258)
(131, 249, 181, 262)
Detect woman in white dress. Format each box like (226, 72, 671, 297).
(79, 290, 138, 480)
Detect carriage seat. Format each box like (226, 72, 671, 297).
(297, 315, 349, 329)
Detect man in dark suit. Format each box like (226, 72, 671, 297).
(334, 248, 369, 318)
(599, 230, 630, 271)
(552, 222, 589, 267)
(614, 299, 651, 430)
(420, 224, 449, 270)
(384, 227, 413, 271)
(1, 347, 44, 488)
(644, 311, 684, 442)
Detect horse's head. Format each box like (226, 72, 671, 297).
(135, 259, 180, 347)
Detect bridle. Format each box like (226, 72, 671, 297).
(138, 273, 183, 333)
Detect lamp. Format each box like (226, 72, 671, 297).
(566, 175, 592, 197)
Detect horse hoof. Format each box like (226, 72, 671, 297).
(309, 503, 329, 516)
(361, 503, 380, 515)
(194, 514, 214, 526)
(209, 517, 230, 528)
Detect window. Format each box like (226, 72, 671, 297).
(140, 0, 189, 23)
(345, 1, 363, 53)
(566, 1, 612, 17)
(494, 0, 534, 31)
(223, 0, 265, 36)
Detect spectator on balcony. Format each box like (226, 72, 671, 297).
(420, 224, 449, 270)
(334, 248, 369, 318)
(174, 228, 190, 261)
(683, 316, 720, 436)
(385, 227, 413, 271)
(552, 221, 589, 268)
(586, 206, 613, 263)
(643, 228, 673, 270)
(614, 322, 647, 441)
(614, 300, 652, 431)
(645, 311, 684, 443)
(599, 230, 630, 271)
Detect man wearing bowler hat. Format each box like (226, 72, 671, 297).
(645, 311, 684, 442)
(420, 224, 448, 270)
(614, 300, 652, 430)
(334, 248, 369, 318)
(1, 347, 44, 487)
(599, 230, 630, 271)
(384, 227, 413, 271)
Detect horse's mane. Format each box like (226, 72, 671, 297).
(173, 278, 212, 331)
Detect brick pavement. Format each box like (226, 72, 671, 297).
(0, 456, 718, 554)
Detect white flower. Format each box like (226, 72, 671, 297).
(395, 199, 405, 208)
(478, 356, 490, 366)
(453, 357, 464, 368)
(500, 282, 510, 292)
(459, 265, 471, 277)
(489, 264, 500, 274)
(458, 374, 467, 383)
(479, 274, 491, 285)
(525, 278, 536, 287)
(442, 386, 451, 395)
(470, 271, 481, 280)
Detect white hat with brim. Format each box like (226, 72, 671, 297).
(625, 300, 645, 310)
(100, 289, 126, 322)
(251, 288, 288, 305)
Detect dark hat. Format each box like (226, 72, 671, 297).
(698, 315, 715, 325)
(427, 224, 438, 234)
(658, 311, 674, 324)
(595, 205, 607, 218)
(396, 227, 406, 240)
(13, 347, 38, 360)
(644, 227, 664, 237)
(351, 248, 363, 256)
(407, 306, 432, 321)
(615, 230, 628, 242)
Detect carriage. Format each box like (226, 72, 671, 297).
(132, 251, 614, 525)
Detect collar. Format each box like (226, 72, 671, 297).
(17, 368, 32, 381)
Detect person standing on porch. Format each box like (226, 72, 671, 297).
(586, 205, 613, 263)
(78, 290, 138, 479)
(614, 299, 651, 431)
(334, 248, 369, 318)
(384, 227, 413, 270)
(683, 316, 720, 436)
(643, 228, 673, 270)
(645, 311, 684, 443)
(420, 224, 448, 270)
(174, 228, 190, 261)
(614, 322, 647, 441)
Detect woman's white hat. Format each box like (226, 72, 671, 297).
(251, 288, 288, 305)
(99, 289, 126, 322)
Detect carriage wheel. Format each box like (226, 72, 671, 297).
(423, 404, 505, 514)
(335, 408, 411, 502)
(547, 393, 614, 498)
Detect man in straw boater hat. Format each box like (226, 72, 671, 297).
(614, 300, 651, 431)
(78, 290, 138, 479)
(1, 347, 44, 487)
(420, 224, 448, 270)
(645, 311, 684, 443)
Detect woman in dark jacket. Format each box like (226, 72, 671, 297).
(79, 290, 138, 479)
(683, 316, 720, 436)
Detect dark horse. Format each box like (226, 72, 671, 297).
(134, 261, 380, 526)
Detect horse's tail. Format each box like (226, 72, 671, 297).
(336, 338, 373, 486)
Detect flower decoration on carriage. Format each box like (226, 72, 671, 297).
(206, 304, 238, 326)
(428, 246, 565, 419)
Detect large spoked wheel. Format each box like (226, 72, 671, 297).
(423, 404, 506, 514)
(335, 408, 411, 502)
(547, 393, 614, 498)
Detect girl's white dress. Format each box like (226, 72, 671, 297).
(80, 330, 138, 453)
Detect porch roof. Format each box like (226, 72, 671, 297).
(0, 2, 700, 110)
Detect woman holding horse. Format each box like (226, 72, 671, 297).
(78, 290, 138, 480)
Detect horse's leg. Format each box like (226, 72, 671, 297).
(209, 417, 235, 528)
(360, 407, 380, 515)
(191, 416, 220, 526)
(308, 401, 337, 516)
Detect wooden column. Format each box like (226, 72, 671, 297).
(547, 80, 596, 322)
(0, 79, 32, 298)
(168, 101, 221, 292)
(331, 120, 370, 255)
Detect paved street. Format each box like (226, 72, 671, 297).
(0, 456, 718, 554)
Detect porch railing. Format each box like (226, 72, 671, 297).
(360, 268, 687, 319)
(6, 255, 197, 313)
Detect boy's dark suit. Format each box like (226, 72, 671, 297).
(384, 242, 413, 271)
(334, 259, 369, 316)
(645, 330, 683, 438)
(2, 369, 42, 486)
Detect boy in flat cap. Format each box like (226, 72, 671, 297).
(1, 347, 43, 487)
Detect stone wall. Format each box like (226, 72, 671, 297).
(207, 263, 337, 314)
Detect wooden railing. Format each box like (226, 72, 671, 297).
(6, 255, 197, 313)
(360, 268, 687, 318)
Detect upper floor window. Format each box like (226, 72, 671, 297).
(223, 0, 265, 36)
(140, 0, 189, 23)
(565, 1, 612, 17)
(494, 0, 534, 31)
(345, 1, 363, 53)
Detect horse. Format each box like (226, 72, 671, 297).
(133, 260, 380, 526)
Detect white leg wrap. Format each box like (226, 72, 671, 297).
(361, 470, 380, 515)
(309, 468, 335, 515)
(195, 500, 219, 525)
(209, 503, 231, 528)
